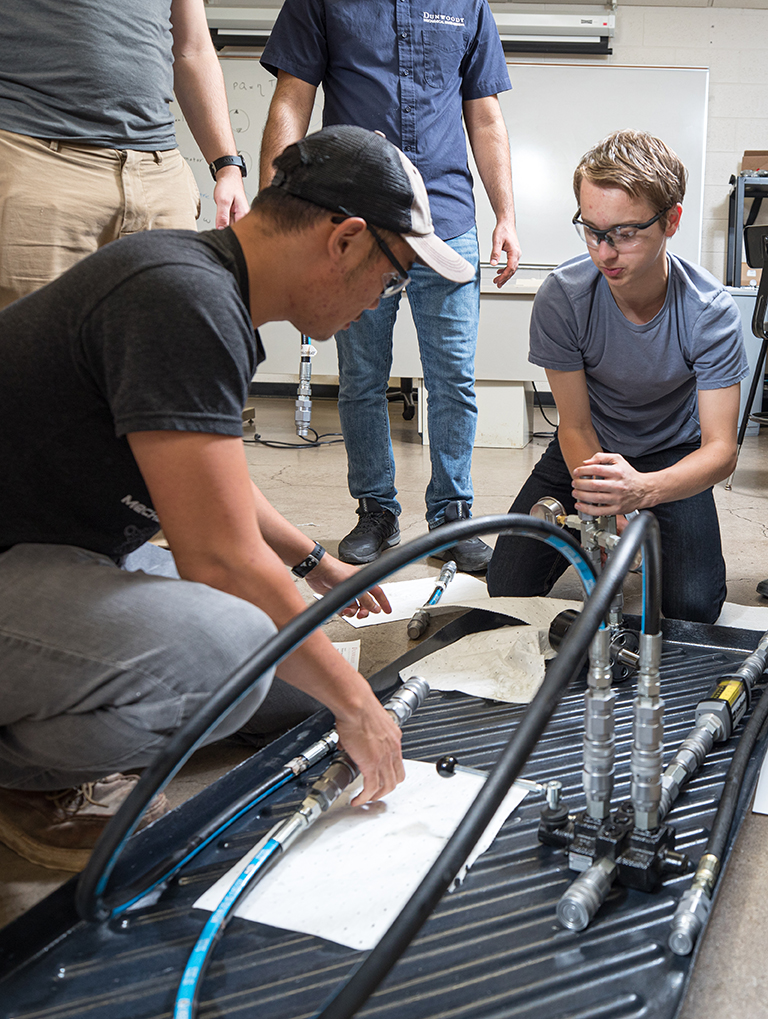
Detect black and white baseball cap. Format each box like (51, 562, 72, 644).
(269, 125, 475, 283)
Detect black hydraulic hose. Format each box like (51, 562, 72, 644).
(76, 514, 595, 922)
(314, 512, 660, 1019)
(113, 766, 297, 915)
(640, 511, 662, 633)
(707, 680, 768, 861)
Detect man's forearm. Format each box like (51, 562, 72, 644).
(557, 424, 602, 477)
(464, 97, 516, 225)
(259, 78, 315, 189)
(251, 482, 317, 565)
(173, 48, 239, 166)
(631, 440, 737, 508)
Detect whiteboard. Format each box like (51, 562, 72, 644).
(472, 62, 708, 267)
(171, 56, 323, 230)
(173, 57, 707, 265)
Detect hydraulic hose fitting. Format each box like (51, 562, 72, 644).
(583, 628, 616, 820)
(295, 338, 314, 438)
(632, 631, 664, 830)
(668, 853, 720, 956)
(288, 729, 340, 775)
(732, 630, 768, 689)
(287, 678, 429, 846)
(385, 677, 429, 726)
(658, 714, 719, 820)
(557, 856, 617, 931)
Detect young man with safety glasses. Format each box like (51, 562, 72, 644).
(488, 130, 748, 624)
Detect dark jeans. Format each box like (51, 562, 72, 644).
(487, 437, 727, 624)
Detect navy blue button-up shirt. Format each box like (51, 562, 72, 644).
(261, 0, 511, 240)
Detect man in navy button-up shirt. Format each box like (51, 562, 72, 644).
(260, 0, 521, 572)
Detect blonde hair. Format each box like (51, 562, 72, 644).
(573, 130, 687, 214)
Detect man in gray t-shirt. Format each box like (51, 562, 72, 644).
(0, 0, 249, 309)
(488, 130, 748, 624)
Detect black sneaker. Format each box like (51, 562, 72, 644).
(757, 579, 768, 598)
(338, 498, 400, 564)
(430, 500, 492, 573)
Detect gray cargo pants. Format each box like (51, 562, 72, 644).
(0, 543, 303, 790)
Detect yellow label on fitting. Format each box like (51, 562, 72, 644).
(711, 680, 745, 709)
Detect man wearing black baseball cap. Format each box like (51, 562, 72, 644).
(0, 126, 467, 870)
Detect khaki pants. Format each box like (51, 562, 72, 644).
(0, 128, 201, 309)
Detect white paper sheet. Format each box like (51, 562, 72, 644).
(753, 756, 768, 814)
(341, 575, 488, 628)
(716, 601, 768, 632)
(194, 759, 527, 951)
(401, 596, 583, 703)
(331, 640, 361, 671)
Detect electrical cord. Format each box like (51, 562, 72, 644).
(531, 380, 558, 437)
(76, 514, 596, 923)
(313, 513, 660, 1019)
(244, 428, 345, 449)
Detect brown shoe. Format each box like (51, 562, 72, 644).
(0, 773, 170, 871)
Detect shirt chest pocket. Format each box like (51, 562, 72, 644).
(421, 26, 467, 89)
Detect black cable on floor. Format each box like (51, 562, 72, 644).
(244, 428, 345, 449)
(531, 380, 557, 438)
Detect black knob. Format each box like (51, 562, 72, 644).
(436, 755, 459, 777)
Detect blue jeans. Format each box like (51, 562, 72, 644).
(336, 226, 480, 525)
(486, 437, 727, 624)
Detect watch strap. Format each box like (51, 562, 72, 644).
(291, 542, 326, 578)
(209, 154, 247, 180)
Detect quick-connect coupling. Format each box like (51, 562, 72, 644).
(636, 631, 662, 699)
(288, 729, 340, 775)
(557, 856, 617, 931)
(305, 753, 359, 814)
(583, 628, 616, 820)
(386, 677, 429, 727)
(632, 632, 663, 830)
(668, 853, 720, 956)
(631, 718, 664, 831)
(732, 630, 768, 689)
(583, 689, 616, 819)
(658, 716, 718, 820)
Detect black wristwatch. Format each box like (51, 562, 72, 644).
(291, 542, 326, 578)
(209, 154, 247, 180)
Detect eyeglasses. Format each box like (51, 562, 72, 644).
(572, 208, 670, 250)
(332, 211, 411, 297)
(367, 223, 411, 297)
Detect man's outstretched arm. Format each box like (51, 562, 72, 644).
(127, 430, 402, 806)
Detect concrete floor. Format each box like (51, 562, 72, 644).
(2, 395, 768, 1016)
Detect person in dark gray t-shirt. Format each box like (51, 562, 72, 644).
(0, 127, 473, 870)
(488, 131, 748, 624)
